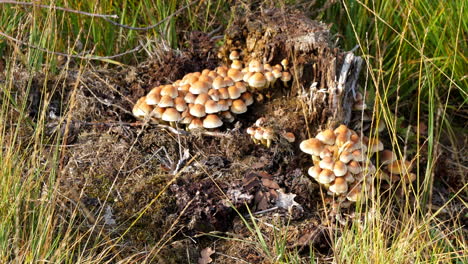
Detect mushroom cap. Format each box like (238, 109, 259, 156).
(184, 92, 197, 104)
(263, 64, 272, 72)
(346, 184, 362, 202)
(316, 129, 336, 145)
(235, 82, 247, 93)
(146, 92, 161, 105)
(344, 172, 355, 183)
(229, 50, 240, 60)
(151, 106, 165, 119)
(201, 69, 211, 76)
(329, 177, 348, 194)
(254, 129, 264, 140)
(281, 71, 292, 82)
(230, 99, 247, 114)
(263, 128, 275, 140)
(179, 84, 191, 92)
(158, 95, 174, 108)
(189, 104, 206, 118)
(272, 69, 282, 78)
(353, 100, 367, 110)
(255, 117, 266, 127)
(246, 127, 256, 136)
(217, 100, 230, 111)
(335, 132, 350, 147)
(203, 114, 223, 128)
(188, 118, 203, 130)
(227, 68, 243, 82)
(319, 148, 333, 159)
(198, 75, 212, 84)
(161, 85, 178, 98)
(308, 166, 321, 179)
(241, 92, 254, 106)
(243, 72, 254, 83)
(231, 60, 243, 70)
(339, 151, 353, 163)
(212, 76, 225, 89)
(174, 97, 187, 112)
(347, 161, 361, 174)
(248, 60, 263, 72)
(148, 86, 162, 96)
(221, 111, 235, 122)
(281, 58, 289, 68)
(218, 87, 230, 100)
(317, 169, 335, 184)
(333, 161, 348, 177)
(248, 72, 267, 89)
(180, 110, 193, 124)
(205, 100, 220, 114)
(133, 97, 154, 118)
(190, 81, 210, 94)
(319, 156, 334, 171)
(264, 72, 275, 83)
(216, 67, 228, 77)
(380, 150, 397, 165)
(223, 77, 234, 87)
(299, 138, 324, 156)
(227, 85, 241, 99)
(387, 160, 412, 175)
(368, 138, 384, 153)
(401, 172, 417, 183)
(334, 124, 349, 136)
(195, 93, 210, 105)
(282, 132, 296, 143)
(208, 89, 220, 101)
(161, 108, 181, 122)
(352, 149, 365, 162)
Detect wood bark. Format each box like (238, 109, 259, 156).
(219, 8, 363, 128)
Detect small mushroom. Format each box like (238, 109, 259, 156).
(203, 114, 223, 129)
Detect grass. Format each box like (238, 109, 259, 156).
(0, 0, 466, 263)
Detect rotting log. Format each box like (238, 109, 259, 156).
(219, 8, 363, 129)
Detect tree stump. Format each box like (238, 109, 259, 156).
(219, 8, 363, 128)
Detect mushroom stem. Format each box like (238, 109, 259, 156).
(266, 139, 272, 148)
(282, 80, 289, 87)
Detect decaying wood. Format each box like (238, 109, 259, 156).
(220, 8, 363, 128)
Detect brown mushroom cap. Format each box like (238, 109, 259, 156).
(146, 92, 161, 105)
(380, 150, 397, 165)
(203, 114, 223, 128)
(241, 92, 254, 106)
(272, 69, 282, 78)
(347, 161, 361, 174)
(317, 169, 335, 184)
(221, 111, 235, 122)
(161, 108, 181, 122)
(158, 95, 174, 108)
(188, 118, 203, 130)
(300, 138, 324, 156)
(223, 77, 234, 87)
(368, 138, 384, 153)
(243, 71, 254, 83)
(262, 128, 275, 140)
(248, 60, 263, 73)
(217, 100, 230, 111)
(212, 76, 225, 90)
(308, 166, 321, 179)
(352, 149, 365, 162)
(151, 106, 165, 119)
(133, 97, 154, 118)
(319, 156, 335, 171)
(228, 85, 241, 99)
(231, 60, 243, 70)
(180, 110, 193, 124)
(333, 161, 348, 177)
(190, 81, 210, 94)
(195, 93, 210, 105)
(230, 99, 247, 114)
(248, 72, 267, 89)
(184, 92, 197, 104)
(229, 50, 240, 60)
(329, 177, 348, 194)
(235, 82, 247, 93)
(346, 184, 362, 202)
(387, 160, 412, 175)
(227, 68, 243, 82)
(282, 132, 296, 143)
(205, 100, 220, 114)
(316, 129, 336, 145)
(339, 151, 354, 163)
(161, 85, 178, 98)
(174, 97, 187, 112)
(208, 89, 220, 101)
(281, 71, 292, 82)
(189, 104, 206, 118)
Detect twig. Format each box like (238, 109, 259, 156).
(0, 30, 142, 60)
(0, 0, 118, 18)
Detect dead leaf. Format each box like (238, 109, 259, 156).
(262, 178, 280, 189)
(198, 247, 215, 264)
(275, 189, 303, 212)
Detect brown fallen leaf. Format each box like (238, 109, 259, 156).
(198, 247, 215, 264)
(262, 178, 280, 189)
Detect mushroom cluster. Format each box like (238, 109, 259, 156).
(300, 125, 381, 202)
(246, 117, 295, 147)
(132, 51, 292, 130)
